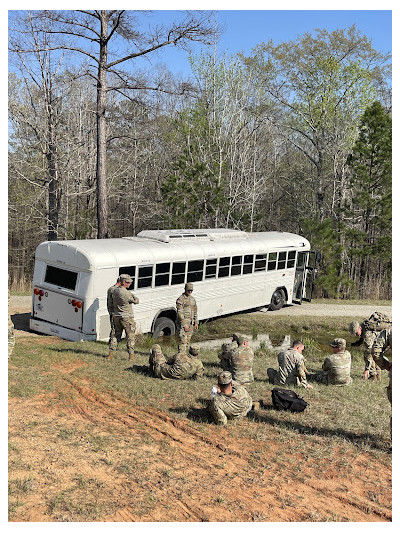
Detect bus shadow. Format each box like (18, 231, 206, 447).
(11, 312, 31, 333)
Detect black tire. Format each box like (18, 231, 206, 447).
(152, 317, 176, 339)
(269, 289, 285, 311)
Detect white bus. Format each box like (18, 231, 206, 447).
(30, 228, 317, 342)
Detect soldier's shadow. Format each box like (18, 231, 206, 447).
(169, 398, 213, 423)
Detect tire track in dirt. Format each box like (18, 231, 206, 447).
(55, 371, 391, 522)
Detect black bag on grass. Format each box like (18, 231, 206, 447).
(271, 388, 308, 412)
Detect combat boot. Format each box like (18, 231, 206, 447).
(107, 350, 115, 359)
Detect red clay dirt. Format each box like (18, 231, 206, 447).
(8, 301, 392, 522)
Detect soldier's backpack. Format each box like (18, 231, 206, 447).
(271, 388, 308, 413)
(363, 311, 392, 333)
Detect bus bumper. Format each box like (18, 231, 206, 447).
(29, 318, 97, 342)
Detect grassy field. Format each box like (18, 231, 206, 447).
(8, 313, 392, 522)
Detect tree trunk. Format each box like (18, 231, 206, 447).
(96, 11, 109, 239)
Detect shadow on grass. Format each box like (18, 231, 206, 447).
(169, 398, 214, 424)
(247, 408, 391, 452)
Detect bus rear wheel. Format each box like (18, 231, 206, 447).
(152, 317, 176, 339)
(269, 289, 285, 311)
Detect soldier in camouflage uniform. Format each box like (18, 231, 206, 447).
(313, 338, 352, 386)
(267, 340, 313, 389)
(371, 329, 392, 404)
(8, 291, 15, 358)
(218, 334, 254, 384)
(176, 283, 198, 353)
(209, 371, 252, 426)
(108, 274, 139, 360)
(107, 276, 121, 335)
(349, 311, 391, 381)
(149, 344, 204, 380)
(217, 333, 241, 372)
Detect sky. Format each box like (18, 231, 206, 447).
(136, 3, 393, 78)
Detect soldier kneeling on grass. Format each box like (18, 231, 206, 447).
(209, 371, 253, 426)
(311, 338, 353, 386)
(149, 344, 204, 380)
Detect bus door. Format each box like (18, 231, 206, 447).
(292, 251, 308, 304)
(303, 250, 319, 301)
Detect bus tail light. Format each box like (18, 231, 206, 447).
(76, 301, 82, 309)
(71, 300, 77, 306)
(34, 288, 39, 295)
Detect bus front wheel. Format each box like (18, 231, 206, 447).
(152, 317, 176, 339)
(269, 289, 285, 311)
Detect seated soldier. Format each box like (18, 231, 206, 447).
(149, 344, 204, 380)
(218, 333, 241, 371)
(312, 338, 352, 386)
(230, 335, 254, 384)
(209, 371, 253, 426)
(217, 333, 254, 384)
(267, 340, 313, 389)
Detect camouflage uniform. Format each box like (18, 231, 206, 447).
(350, 312, 391, 380)
(176, 283, 198, 353)
(371, 329, 392, 404)
(218, 341, 237, 372)
(229, 336, 254, 384)
(107, 280, 120, 334)
(267, 348, 309, 388)
(109, 280, 139, 360)
(150, 344, 204, 380)
(8, 291, 15, 358)
(314, 339, 352, 386)
(209, 371, 252, 425)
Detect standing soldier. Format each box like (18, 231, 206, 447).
(108, 274, 139, 361)
(107, 276, 121, 335)
(349, 311, 392, 381)
(176, 282, 198, 353)
(371, 329, 392, 432)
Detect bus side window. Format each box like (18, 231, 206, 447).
(119, 266, 136, 287)
(231, 256, 242, 276)
(218, 257, 230, 278)
(205, 258, 217, 279)
(172, 262, 185, 285)
(267, 252, 277, 271)
(243, 254, 254, 274)
(187, 260, 204, 283)
(155, 263, 170, 287)
(287, 251, 296, 268)
(277, 251, 287, 270)
(138, 265, 153, 289)
(255, 254, 267, 272)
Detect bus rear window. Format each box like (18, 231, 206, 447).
(44, 265, 78, 291)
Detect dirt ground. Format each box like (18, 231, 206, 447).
(8, 298, 392, 522)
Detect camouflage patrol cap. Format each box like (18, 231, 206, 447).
(120, 274, 133, 284)
(349, 321, 360, 334)
(218, 371, 232, 385)
(189, 344, 200, 356)
(330, 338, 346, 349)
(185, 282, 194, 291)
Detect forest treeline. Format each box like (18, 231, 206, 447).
(8, 11, 392, 298)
